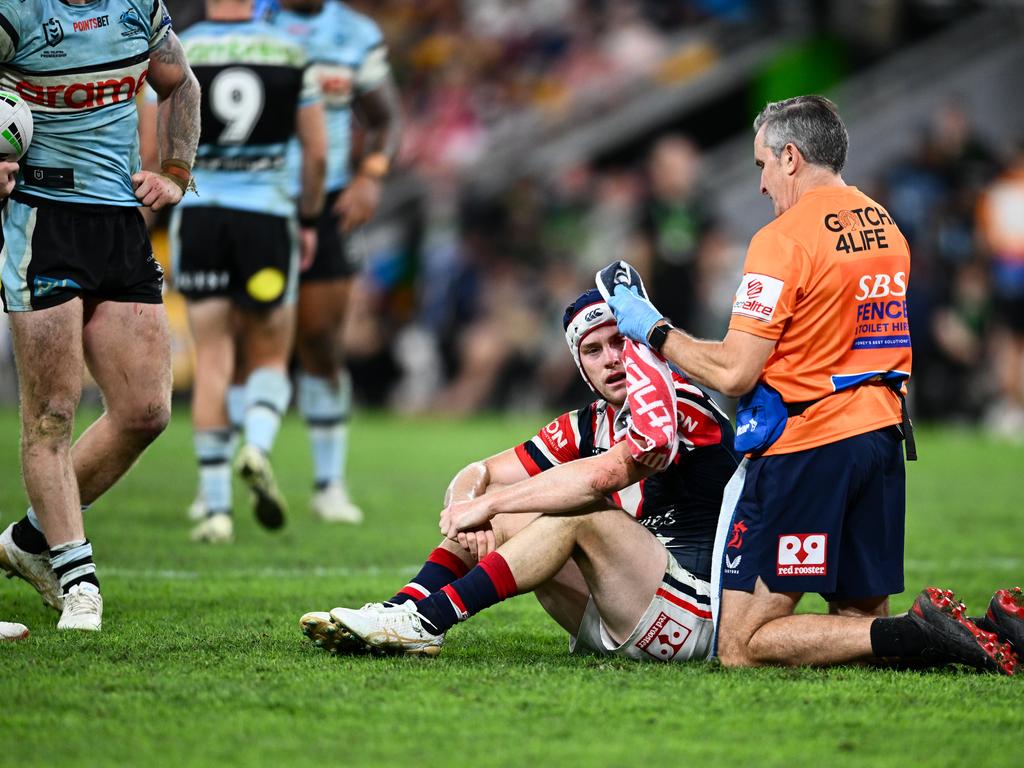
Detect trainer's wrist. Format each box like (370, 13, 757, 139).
(298, 213, 319, 228)
(647, 320, 674, 352)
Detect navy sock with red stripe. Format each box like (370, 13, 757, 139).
(389, 547, 471, 605)
(414, 551, 518, 635)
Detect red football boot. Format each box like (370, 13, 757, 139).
(982, 587, 1024, 654)
(909, 588, 1017, 676)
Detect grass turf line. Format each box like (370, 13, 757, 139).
(0, 408, 1022, 767)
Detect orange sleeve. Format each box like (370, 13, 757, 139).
(728, 227, 806, 340)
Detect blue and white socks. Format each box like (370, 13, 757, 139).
(194, 429, 233, 516)
(244, 367, 292, 455)
(297, 371, 351, 490)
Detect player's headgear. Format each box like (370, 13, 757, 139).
(563, 288, 616, 392)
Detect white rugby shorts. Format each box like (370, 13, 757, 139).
(570, 550, 714, 662)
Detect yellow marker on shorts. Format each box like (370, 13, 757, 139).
(247, 268, 286, 302)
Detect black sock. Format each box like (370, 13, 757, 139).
(870, 614, 929, 658)
(11, 516, 48, 555)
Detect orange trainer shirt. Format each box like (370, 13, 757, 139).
(728, 186, 912, 455)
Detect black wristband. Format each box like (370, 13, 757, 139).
(299, 213, 319, 228)
(647, 321, 674, 352)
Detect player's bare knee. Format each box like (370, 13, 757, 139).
(574, 509, 620, 543)
(24, 399, 76, 445)
(121, 400, 171, 444)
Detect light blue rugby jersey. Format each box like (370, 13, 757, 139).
(270, 1, 389, 194)
(0, 0, 171, 205)
(176, 19, 319, 218)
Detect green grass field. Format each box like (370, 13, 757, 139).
(0, 406, 1022, 767)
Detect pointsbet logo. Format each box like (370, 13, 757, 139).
(777, 533, 827, 576)
(732, 273, 783, 322)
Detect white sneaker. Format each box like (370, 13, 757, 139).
(190, 513, 234, 544)
(298, 611, 368, 654)
(235, 444, 287, 530)
(312, 483, 364, 524)
(57, 584, 103, 631)
(330, 601, 444, 656)
(187, 492, 208, 521)
(0, 523, 62, 611)
(0, 621, 29, 641)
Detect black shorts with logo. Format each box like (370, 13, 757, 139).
(170, 206, 298, 309)
(301, 188, 363, 282)
(0, 193, 163, 313)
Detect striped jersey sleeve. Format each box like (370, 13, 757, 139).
(148, 0, 172, 50)
(148, 0, 173, 51)
(514, 410, 583, 476)
(299, 61, 321, 106)
(0, 6, 20, 63)
(355, 41, 389, 94)
(672, 374, 727, 453)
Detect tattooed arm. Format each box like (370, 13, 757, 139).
(133, 31, 201, 210)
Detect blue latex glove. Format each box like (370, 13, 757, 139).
(608, 284, 664, 345)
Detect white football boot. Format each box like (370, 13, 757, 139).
(0, 523, 62, 611)
(0, 621, 29, 641)
(190, 513, 234, 544)
(235, 444, 287, 530)
(298, 611, 370, 654)
(57, 584, 103, 631)
(311, 483, 364, 524)
(330, 601, 444, 656)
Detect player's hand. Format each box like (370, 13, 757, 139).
(299, 227, 318, 272)
(333, 174, 381, 233)
(440, 497, 495, 539)
(132, 171, 183, 211)
(608, 284, 664, 346)
(0, 160, 18, 198)
(456, 527, 497, 561)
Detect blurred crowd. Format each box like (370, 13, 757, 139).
(345, 100, 1024, 440)
(873, 103, 1024, 436)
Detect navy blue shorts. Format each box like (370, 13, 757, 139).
(719, 427, 905, 601)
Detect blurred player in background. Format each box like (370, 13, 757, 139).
(158, 0, 327, 543)
(0, 0, 199, 631)
(300, 289, 739, 658)
(603, 95, 1018, 674)
(192, 0, 400, 524)
(976, 142, 1024, 438)
(261, 0, 402, 524)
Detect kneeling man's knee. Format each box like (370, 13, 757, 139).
(715, 628, 757, 668)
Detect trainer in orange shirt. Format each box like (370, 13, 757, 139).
(599, 95, 1017, 675)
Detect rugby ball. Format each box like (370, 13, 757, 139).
(0, 90, 32, 160)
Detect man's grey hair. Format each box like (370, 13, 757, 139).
(753, 95, 848, 173)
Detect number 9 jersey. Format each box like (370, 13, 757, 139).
(175, 18, 319, 218)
